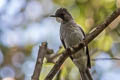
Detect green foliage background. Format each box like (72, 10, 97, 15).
(0, 0, 120, 80)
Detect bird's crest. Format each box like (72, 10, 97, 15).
(55, 8, 71, 16)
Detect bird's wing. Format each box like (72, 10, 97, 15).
(60, 34, 73, 60)
(78, 26, 91, 68)
(61, 39, 66, 49)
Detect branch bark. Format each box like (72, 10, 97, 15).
(32, 42, 47, 80)
(45, 8, 120, 80)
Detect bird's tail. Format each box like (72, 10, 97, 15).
(79, 69, 93, 80)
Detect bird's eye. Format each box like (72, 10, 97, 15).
(61, 13, 64, 16)
(58, 13, 65, 19)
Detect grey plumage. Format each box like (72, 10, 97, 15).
(50, 8, 93, 80)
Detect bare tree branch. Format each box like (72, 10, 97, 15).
(45, 8, 120, 80)
(32, 42, 47, 80)
(45, 46, 62, 63)
(92, 57, 120, 61)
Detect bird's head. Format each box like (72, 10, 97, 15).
(50, 8, 73, 23)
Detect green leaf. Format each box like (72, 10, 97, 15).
(96, 33, 113, 51)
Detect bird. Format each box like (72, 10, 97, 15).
(50, 8, 93, 80)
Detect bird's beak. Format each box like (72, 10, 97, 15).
(50, 15, 57, 17)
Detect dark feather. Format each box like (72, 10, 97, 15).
(61, 39, 73, 60)
(78, 27, 91, 68)
(61, 39, 66, 48)
(86, 46, 91, 68)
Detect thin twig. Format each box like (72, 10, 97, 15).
(92, 57, 120, 61)
(45, 8, 120, 80)
(32, 42, 47, 80)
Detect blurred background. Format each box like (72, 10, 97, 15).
(0, 0, 120, 80)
